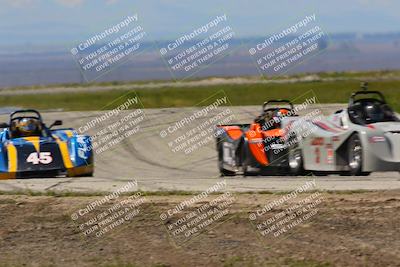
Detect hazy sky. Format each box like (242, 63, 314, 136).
(1, 0, 399, 45)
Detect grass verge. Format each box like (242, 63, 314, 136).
(1, 79, 400, 111)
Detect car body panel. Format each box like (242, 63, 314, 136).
(282, 92, 400, 173)
(216, 100, 296, 175)
(217, 91, 400, 175)
(0, 111, 94, 179)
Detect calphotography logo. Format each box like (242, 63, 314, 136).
(76, 91, 145, 156)
(2, 1, 400, 266)
(249, 179, 324, 243)
(249, 13, 329, 76)
(159, 14, 236, 80)
(70, 179, 147, 240)
(71, 14, 147, 81)
(159, 180, 236, 247)
(157, 90, 236, 162)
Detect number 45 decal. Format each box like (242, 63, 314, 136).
(27, 152, 53, 165)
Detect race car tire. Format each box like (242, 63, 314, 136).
(288, 136, 305, 175)
(242, 160, 256, 177)
(66, 170, 94, 177)
(348, 133, 365, 176)
(218, 143, 236, 177)
(241, 145, 248, 176)
(340, 171, 370, 176)
(312, 171, 328, 176)
(241, 144, 256, 177)
(242, 163, 249, 177)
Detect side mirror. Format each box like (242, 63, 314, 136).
(0, 123, 9, 128)
(49, 120, 63, 128)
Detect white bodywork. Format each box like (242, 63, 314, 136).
(282, 109, 400, 172)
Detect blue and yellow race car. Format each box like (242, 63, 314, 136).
(0, 110, 93, 179)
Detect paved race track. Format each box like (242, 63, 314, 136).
(0, 105, 399, 193)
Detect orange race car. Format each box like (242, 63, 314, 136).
(216, 100, 298, 176)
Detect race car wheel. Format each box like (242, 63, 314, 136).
(218, 143, 236, 177)
(348, 134, 364, 175)
(242, 159, 255, 177)
(240, 144, 255, 177)
(242, 162, 249, 177)
(288, 137, 304, 175)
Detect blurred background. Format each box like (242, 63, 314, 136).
(1, 0, 400, 88)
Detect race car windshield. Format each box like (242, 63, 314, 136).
(349, 100, 399, 125)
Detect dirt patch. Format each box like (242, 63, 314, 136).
(0, 191, 399, 267)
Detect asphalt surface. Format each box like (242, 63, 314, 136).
(0, 105, 399, 193)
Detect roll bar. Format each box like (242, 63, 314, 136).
(10, 110, 42, 121)
(349, 91, 386, 106)
(262, 99, 294, 111)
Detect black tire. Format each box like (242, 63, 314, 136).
(348, 134, 365, 176)
(242, 159, 255, 177)
(241, 145, 249, 177)
(218, 143, 236, 177)
(241, 144, 258, 177)
(82, 172, 94, 177)
(288, 137, 305, 175)
(242, 163, 249, 177)
(312, 171, 328, 176)
(66, 171, 93, 177)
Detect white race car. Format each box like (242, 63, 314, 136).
(286, 87, 400, 176)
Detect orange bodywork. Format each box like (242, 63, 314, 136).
(221, 122, 286, 166)
(279, 109, 289, 115)
(263, 128, 283, 137)
(222, 126, 243, 140)
(245, 123, 269, 165)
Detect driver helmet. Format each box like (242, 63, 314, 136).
(15, 118, 41, 137)
(364, 103, 384, 123)
(278, 109, 289, 117)
(272, 109, 289, 127)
